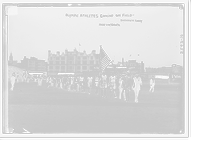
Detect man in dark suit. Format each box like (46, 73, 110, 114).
(149, 76, 155, 93)
(10, 73, 15, 90)
(132, 74, 142, 103)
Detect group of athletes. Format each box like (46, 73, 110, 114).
(46, 71, 148, 102)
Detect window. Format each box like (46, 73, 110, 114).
(56, 66, 59, 70)
(76, 61, 80, 65)
(49, 66, 53, 69)
(56, 61, 60, 65)
(82, 66, 87, 70)
(82, 61, 87, 65)
(61, 66, 65, 70)
(61, 61, 65, 65)
(68, 66, 73, 70)
(69, 56, 73, 60)
(76, 66, 80, 70)
(69, 61, 74, 65)
(90, 60, 94, 65)
(49, 61, 53, 65)
(61, 57, 65, 60)
(56, 57, 59, 60)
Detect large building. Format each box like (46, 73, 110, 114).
(117, 59, 144, 72)
(8, 53, 19, 67)
(158, 67, 172, 73)
(145, 67, 158, 73)
(20, 56, 47, 72)
(47, 49, 100, 75)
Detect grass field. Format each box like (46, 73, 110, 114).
(7, 82, 184, 134)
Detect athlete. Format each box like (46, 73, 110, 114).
(94, 76, 99, 95)
(87, 76, 93, 94)
(109, 75, 117, 98)
(101, 74, 108, 98)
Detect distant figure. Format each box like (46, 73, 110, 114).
(46, 76, 51, 88)
(109, 75, 117, 98)
(10, 73, 16, 91)
(69, 77, 75, 91)
(118, 76, 126, 100)
(101, 74, 108, 98)
(132, 74, 142, 103)
(122, 70, 135, 102)
(94, 76, 100, 95)
(16, 74, 19, 83)
(37, 77, 43, 86)
(87, 76, 93, 94)
(149, 77, 155, 93)
(79, 76, 84, 92)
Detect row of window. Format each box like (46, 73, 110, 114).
(48, 60, 99, 65)
(48, 66, 94, 70)
(49, 56, 98, 61)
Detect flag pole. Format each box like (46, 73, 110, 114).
(99, 45, 120, 75)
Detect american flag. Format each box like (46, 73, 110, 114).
(100, 45, 111, 72)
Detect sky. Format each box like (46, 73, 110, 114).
(8, 5, 183, 68)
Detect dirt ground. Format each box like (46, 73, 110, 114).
(7, 82, 184, 134)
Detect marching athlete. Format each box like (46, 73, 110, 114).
(122, 70, 135, 102)
(109, 75, 117, 98)
(87, 76, 93, 94)
(101, 74, 108, 98)
(132, 74, 142, 103)
(94, 76, 100, 95)
(70, 77, 74, 91)
(149, 77, 155, 93)
(79, 76, 84, 92)
(10, 73, 16, 91)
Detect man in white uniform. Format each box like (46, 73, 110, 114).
(101, 71, 108, 98)
(149, 77, 155, 93)
(122, 70, 135, 102)
(94, 76, 100, 95)
(70, 76, 75, 91)
(132, 74, 142, 103)
(80, 75, 85, 93)
(10, 73, 16, 91)
(86, 74, 93, 94)
(109, 73, 117, 98)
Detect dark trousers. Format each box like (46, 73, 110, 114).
(119, 88, 126, 100)
(149, 85, 154, 92)
(10, 83, 15, 90)
(134, 89, 140, 102)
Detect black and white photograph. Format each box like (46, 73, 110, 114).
(1, 1, 189, 138)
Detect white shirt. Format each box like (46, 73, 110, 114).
(79, 77, 84, 82)
(101, 74, 107, 84)
(87, 76, 93, 84)
(109, 76, 117, 84)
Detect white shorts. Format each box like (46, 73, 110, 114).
(101, 84, 108, 89)
(87, 83, 92, 87)
(110, 84, 117, 90)
(94, 81, 99, 87)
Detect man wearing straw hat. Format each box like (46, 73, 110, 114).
(122, 70, 135, 102)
